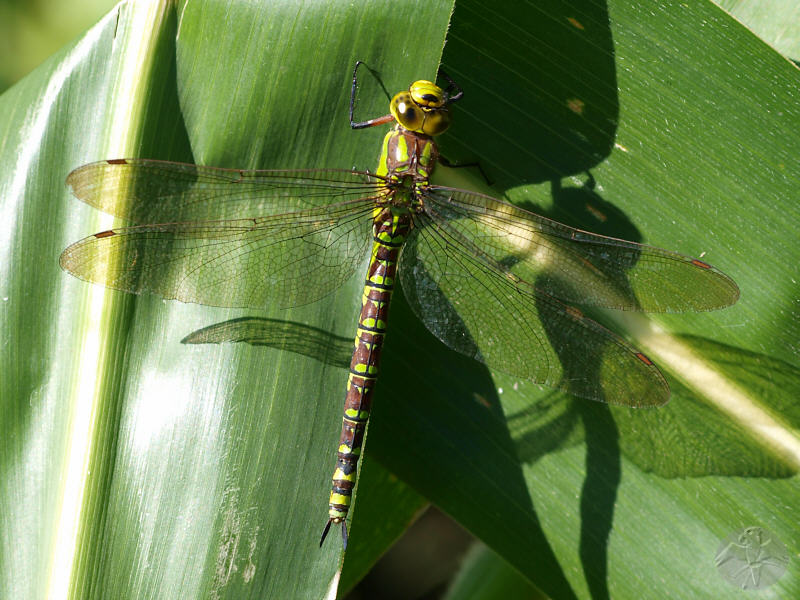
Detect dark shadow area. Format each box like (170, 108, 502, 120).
(576, 402, 620, 600)
(437, 3, 641, 596)
(181, 317, 352, 368)
(136, 9, 194, 165)
(436, 2, 754, 596)
(372, 287, 581, 600)
(345, 507, 475, 600)
(440, 1, 618, 190)
(518, 173, 640, 599)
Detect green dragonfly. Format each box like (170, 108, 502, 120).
(60, 62, 740, 548)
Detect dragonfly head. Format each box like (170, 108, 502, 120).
(390, 79, 453, 136)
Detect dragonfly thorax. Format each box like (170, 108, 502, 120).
(377, 125, 439, 185)
(379, 173, 425, 213)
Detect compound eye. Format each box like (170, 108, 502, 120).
(421, 110, 451, 136)
(390, 92, 424, 131)
(409, 80, 445, 108)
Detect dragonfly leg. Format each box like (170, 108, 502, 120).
(437, 69, 463, 103)
(438, 154, 493, 186)
(350, 61, 394, 130)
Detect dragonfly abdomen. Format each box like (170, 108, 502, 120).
(322, 206, 411, 547)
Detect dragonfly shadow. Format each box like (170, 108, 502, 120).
(181, 317, 352, 369)
(615, 335, 800, 480)
(506, 332, 800, 598)
(506, 326, 800, 600)
(505, 387, 621, 600)
(179, 307, 584, 596)
(519, 174, 641, 600)
(373, 288, 582, 600)
(442, 4, 651, 585)
(440, 1, 618, 189)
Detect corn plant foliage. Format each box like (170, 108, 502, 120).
(1, 0, 798, 599)
(1, 1, 451, 598)
(367, 1, 799, 598)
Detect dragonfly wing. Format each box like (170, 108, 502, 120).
(424, 187, 739, 312)
(60, 199, 374, 309)
(67, 159, 382, 223)
(399, 216, 669, 407)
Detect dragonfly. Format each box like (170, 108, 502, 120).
(60, 61, 740, 549)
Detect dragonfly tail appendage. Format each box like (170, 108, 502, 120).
(319, 517, 349, 549)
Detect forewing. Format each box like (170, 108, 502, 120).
(60, 199, 375, 309)
(425, 187, 739, 313)
(67, 159, 381, 223)
(399, 215, 669, 407)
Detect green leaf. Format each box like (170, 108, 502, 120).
(3, 0, 799, 598)
(444, 543, 546, 600)
(364, 0, 800, 597)
(1, 0, 452, 598)
(716, 0, 800, 58)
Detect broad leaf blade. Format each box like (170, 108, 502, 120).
(0, 0, 454, 598)
(367, 0, 800, 598)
